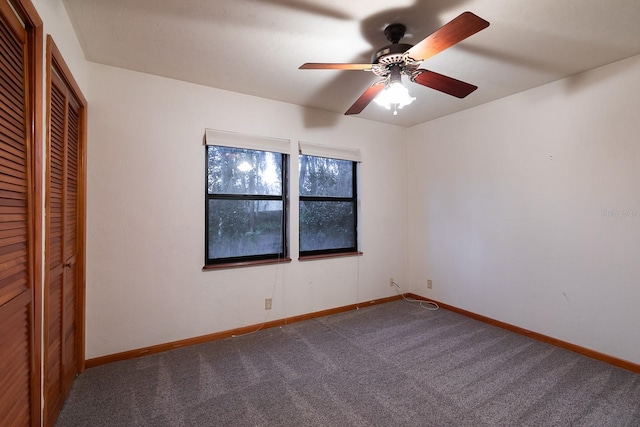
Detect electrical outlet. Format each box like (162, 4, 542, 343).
(389, 278, 395, 287)
(265, 298, 272, 310)
(427, 280, 433, 289)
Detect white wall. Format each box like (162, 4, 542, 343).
(85, 63, 408, 358)
(407, 54, 640, 364)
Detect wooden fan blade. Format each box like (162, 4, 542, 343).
(405, 12, 489, 62)
(299, 63, 372, 70)
(412, 69, 477, 98)
(345, 81, 386, 115)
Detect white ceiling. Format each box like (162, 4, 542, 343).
(62, 0, 640, 128)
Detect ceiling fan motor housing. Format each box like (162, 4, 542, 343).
(371, 43, 413, 65)
(371, 43, 418, 78)
(371, 23, 415, 77)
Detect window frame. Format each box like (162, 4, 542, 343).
(298, 155, 359, 258)
(204, 145, 290, 269)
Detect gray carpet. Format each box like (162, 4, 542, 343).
(56, 300, 640, 426)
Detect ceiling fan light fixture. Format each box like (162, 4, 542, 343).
(374, 80, 416, 115)
(300, 12, 490, 116)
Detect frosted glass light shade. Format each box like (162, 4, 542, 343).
(374, 82, 416, 112)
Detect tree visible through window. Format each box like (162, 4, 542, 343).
(299, 155, 358, 256)
(206, 145, 288, 265)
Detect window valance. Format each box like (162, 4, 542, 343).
(298, 141, 362, 162)
(204, 129, 290, 154)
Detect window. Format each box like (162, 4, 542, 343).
(205, 130, 290, 267)
(299, 150, 359, 257)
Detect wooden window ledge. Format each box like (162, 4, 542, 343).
(299, 251, 363, 262)
(203, 257, 292, 271)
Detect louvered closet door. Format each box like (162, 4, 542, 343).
(63, 87, 80, 392)
(45, 68, 81, 424)
(0, 2, 34, 425)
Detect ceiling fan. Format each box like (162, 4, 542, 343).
(299, 12, 490, 115)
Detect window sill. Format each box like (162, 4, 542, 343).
(298, 251, 363, 262)
(203, 257, 292, 271)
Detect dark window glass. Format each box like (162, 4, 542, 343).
(299, 155, 357, 256)
(206, 146, 287, 264)
(208, 146, 282, 195)
(208, 200, 284, 258)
